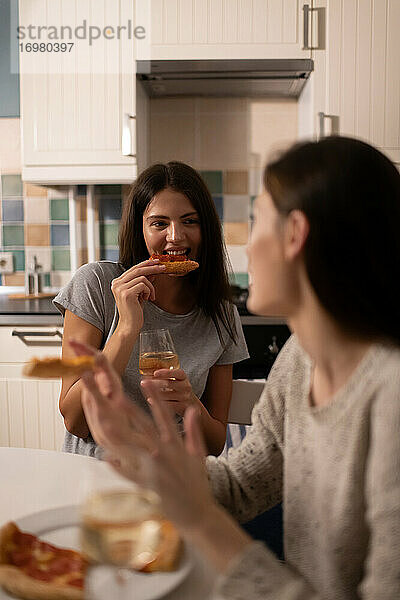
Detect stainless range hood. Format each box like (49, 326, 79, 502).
(136, 59, 313, 99)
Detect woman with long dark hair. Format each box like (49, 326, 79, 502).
(54, 162, 248, 457)
(76, 137, 400, 598)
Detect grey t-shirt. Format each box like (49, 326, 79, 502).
(53, 261, 249, 457)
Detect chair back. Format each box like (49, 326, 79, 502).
(228, 380, 264, 425)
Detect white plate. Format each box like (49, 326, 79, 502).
(0, 505, 193, 600)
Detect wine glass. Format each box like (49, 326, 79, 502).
(139, 328, 184, 433)
(139, 329, 180, 376)
(80, 458, 162, 599)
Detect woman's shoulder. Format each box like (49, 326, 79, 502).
(273, 334, 309, 368)
(266, 334, 311, 389)
(73, 261, 124, 285)
(53, 261, 121, 324)
(55, 261, 123, 305)
(372, 343, 400, 399)
(216, 300, 241, 326)
(376, 342, 400, 368)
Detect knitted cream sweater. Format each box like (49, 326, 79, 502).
(207, 335, 400, 599)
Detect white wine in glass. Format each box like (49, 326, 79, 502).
(139, 329, 180, 376)
(81, 488, 163, 569)
(80, 460, 162, 599)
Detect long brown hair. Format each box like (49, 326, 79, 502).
(265, 136, 400, 346)
(119, 162, 237, 346)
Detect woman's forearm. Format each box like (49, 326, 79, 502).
(192, 396, 227, 456)
(186, 503, 253, 574)
(102, 325, 139, 377)
(62, 327, 138, 437)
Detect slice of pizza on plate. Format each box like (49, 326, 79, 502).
(0, 522, 88, 600)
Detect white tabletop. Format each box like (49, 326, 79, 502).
(0, 447, 215, 600)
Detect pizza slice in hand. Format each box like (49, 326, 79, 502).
(0, 522, 88, 600)
(23, 356, 95, 379)
(149, 253, 199, 274)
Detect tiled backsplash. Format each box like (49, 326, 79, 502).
(0, 173, 253, 288)
(0, 176, 125, 288)
(202, 168, 255, 287)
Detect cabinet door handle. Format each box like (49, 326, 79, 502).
(303, 4, 324, 50)
(318, 111, 326, 137)
(303, 4, 310, 50)
(318, 112, 340, 139)
(122, 113, 136, 157)
(12, 330, 63, 341)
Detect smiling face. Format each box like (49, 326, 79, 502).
(247, 192, 297, 316)
(143, 188, 201, 267)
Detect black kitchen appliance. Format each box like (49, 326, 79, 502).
(230, 285, 291, 380)
(233, 320, 291, 379)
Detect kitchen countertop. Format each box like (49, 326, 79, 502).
(0, 293, 286, 326)
(236, 305, 286, 324)
(0, 294, 63, 325)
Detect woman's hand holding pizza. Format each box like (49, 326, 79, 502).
(110, 259, 166, 335)
(140, 369, 201, 417)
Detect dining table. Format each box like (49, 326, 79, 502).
(0, 447, 217, 600)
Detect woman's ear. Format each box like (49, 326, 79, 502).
(283, 210, 310, 261)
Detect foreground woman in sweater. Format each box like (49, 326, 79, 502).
(74, 136, 400, 599)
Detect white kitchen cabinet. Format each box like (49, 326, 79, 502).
(0, 326, 65, 450)
(308, 0, 400, 164)
(19, 0, 141, 184)
(149, 0, 312, 60)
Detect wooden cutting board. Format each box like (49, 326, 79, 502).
(8, 292, 56, 300)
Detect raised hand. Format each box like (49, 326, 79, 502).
(110, 259, 166, 335)
(143, 397, 212, 531)
(71, 339, 214, 533)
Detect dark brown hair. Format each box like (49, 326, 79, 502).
(264, 136, 400, 345)
(119, 161, 237, 346)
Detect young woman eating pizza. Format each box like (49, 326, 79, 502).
(75, 136, 400, 599)
(54, 162, 248, 458)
